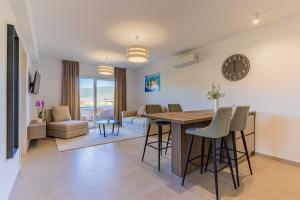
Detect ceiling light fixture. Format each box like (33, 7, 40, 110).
(98, 57, 114, 75)
(127, 36, 149, 63)
(252, 13, 260, 25)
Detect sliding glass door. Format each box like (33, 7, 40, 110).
(80, 77, 114, 127)
(96, 79, 115, 121)
(79, 78, 94, 127)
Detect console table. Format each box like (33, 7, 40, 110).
(27, 120, 46, 140)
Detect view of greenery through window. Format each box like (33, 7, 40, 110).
(80, 78, 114, 127)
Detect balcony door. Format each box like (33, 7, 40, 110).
(80, 77, 115, 127)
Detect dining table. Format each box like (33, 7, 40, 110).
(144, 109, 256, 177)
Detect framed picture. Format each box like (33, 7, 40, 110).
(145, 72, 160, 92)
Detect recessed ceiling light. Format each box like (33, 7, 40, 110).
(252, 13, 260, 25)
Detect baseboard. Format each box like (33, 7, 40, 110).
(255, 152, 300, 167)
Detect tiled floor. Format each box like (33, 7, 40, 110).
(9, 136, 300, 200)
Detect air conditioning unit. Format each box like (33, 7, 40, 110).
(173, 53, 198, 68)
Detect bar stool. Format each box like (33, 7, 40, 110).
(218, 106, 252, 187)
(182, 107, 236, 200)
(165, 104, 183, 154)
(142, 105, 171, 171)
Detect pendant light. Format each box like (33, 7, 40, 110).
(98, 57, 114, 75)
(127, 35, 149, 63)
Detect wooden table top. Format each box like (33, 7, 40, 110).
(144, 110, 255, 124)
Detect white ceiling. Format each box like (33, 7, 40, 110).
(30, 0, 300, 68)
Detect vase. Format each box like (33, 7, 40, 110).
(36, 118, 43, 123)
(214, 99, 219, 112)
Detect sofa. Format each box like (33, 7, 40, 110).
(44, 106, 89, 139)
(121, 105, 170, 135)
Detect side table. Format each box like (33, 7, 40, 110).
(27, 120, 46, 140)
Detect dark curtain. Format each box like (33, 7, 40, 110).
(62, 60, 80, 120)
(114, 67, 127, 122)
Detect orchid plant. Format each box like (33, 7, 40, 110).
(207, 83, 225, 100)
(36, 100, 45, 119)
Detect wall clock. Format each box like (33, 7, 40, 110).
(222, 54, 250, 81)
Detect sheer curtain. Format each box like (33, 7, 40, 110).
(114, 67, 127, 122)
(62, 60, 80, 120)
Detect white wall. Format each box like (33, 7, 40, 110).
(37, 55, 62, 110)
(0, 0, 35, 199)
(126, 68, 138, 111)
(132, 14, 300, 163)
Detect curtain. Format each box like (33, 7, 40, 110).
(114, 67, 127, 122)
(62, 60, 80, 120)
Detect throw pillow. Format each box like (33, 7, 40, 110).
(137, 105, 146, 116)
(52, 105, 72, 122)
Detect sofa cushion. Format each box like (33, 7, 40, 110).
(44, 109, 54, 123)
(132, 117, 149, 127)
(47, 120, 88, 131)
(123, 117, 136, 124)
(122, 116, 149, 127)
(137, 105, 146, 116)
(52, 106, 72, 122)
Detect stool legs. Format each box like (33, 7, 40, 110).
(200, 137, 205, 174)
(205, 140, 212, 172)
(142, 124, 151, 162)
(241, 130, 253, 175)
(165, 131, 171, 155)
(142, 123, 172, 171)
(231, 131, 240, 187)
(182, 136, 236, 200)
(224, 136, 237, 189)
(158, 124, 162, 171)
(182, 135, 195, 186)
(211, 139, 219, 200)
(219, 138, 224, 164)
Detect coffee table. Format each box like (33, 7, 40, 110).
(96, 120, 120, 137)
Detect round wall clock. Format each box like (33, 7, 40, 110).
(222, 54, 250, 81)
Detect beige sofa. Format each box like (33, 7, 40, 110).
(121, 105, 170, 135)
(44, 107, 88, 139)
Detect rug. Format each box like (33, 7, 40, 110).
(55, 127, 144, 151)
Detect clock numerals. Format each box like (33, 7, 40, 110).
(222, 54, 250, 81)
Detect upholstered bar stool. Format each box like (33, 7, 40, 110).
(215, 106, 252, 187)
(227, 106, 252, 186)
(165, 104, 183, 154)
(142, 105, 171, 171)
(182, 107, 236, 200)
(168, 104, 183, 112)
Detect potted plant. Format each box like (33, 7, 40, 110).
(36, 100, 45, 123)
(207, 83, 225, 112)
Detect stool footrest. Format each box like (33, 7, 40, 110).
(146, 143, 172, 150)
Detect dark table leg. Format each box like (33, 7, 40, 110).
(103, 124, 106, 137)
(112, 123, 115, 134)
(99, 124, 102, 135)
(117, 123, 120, 136)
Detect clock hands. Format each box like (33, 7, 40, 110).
(233, 60, 236, 72)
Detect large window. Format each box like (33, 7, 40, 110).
(80, 77, 114, 127)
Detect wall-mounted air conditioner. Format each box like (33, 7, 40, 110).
(173, 53, 198, 68)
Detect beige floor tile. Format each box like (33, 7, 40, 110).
(9, 137, 300, 200)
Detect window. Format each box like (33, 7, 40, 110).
(80, 77, 115, 127)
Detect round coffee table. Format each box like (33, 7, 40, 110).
(96, 120, 120, 137)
